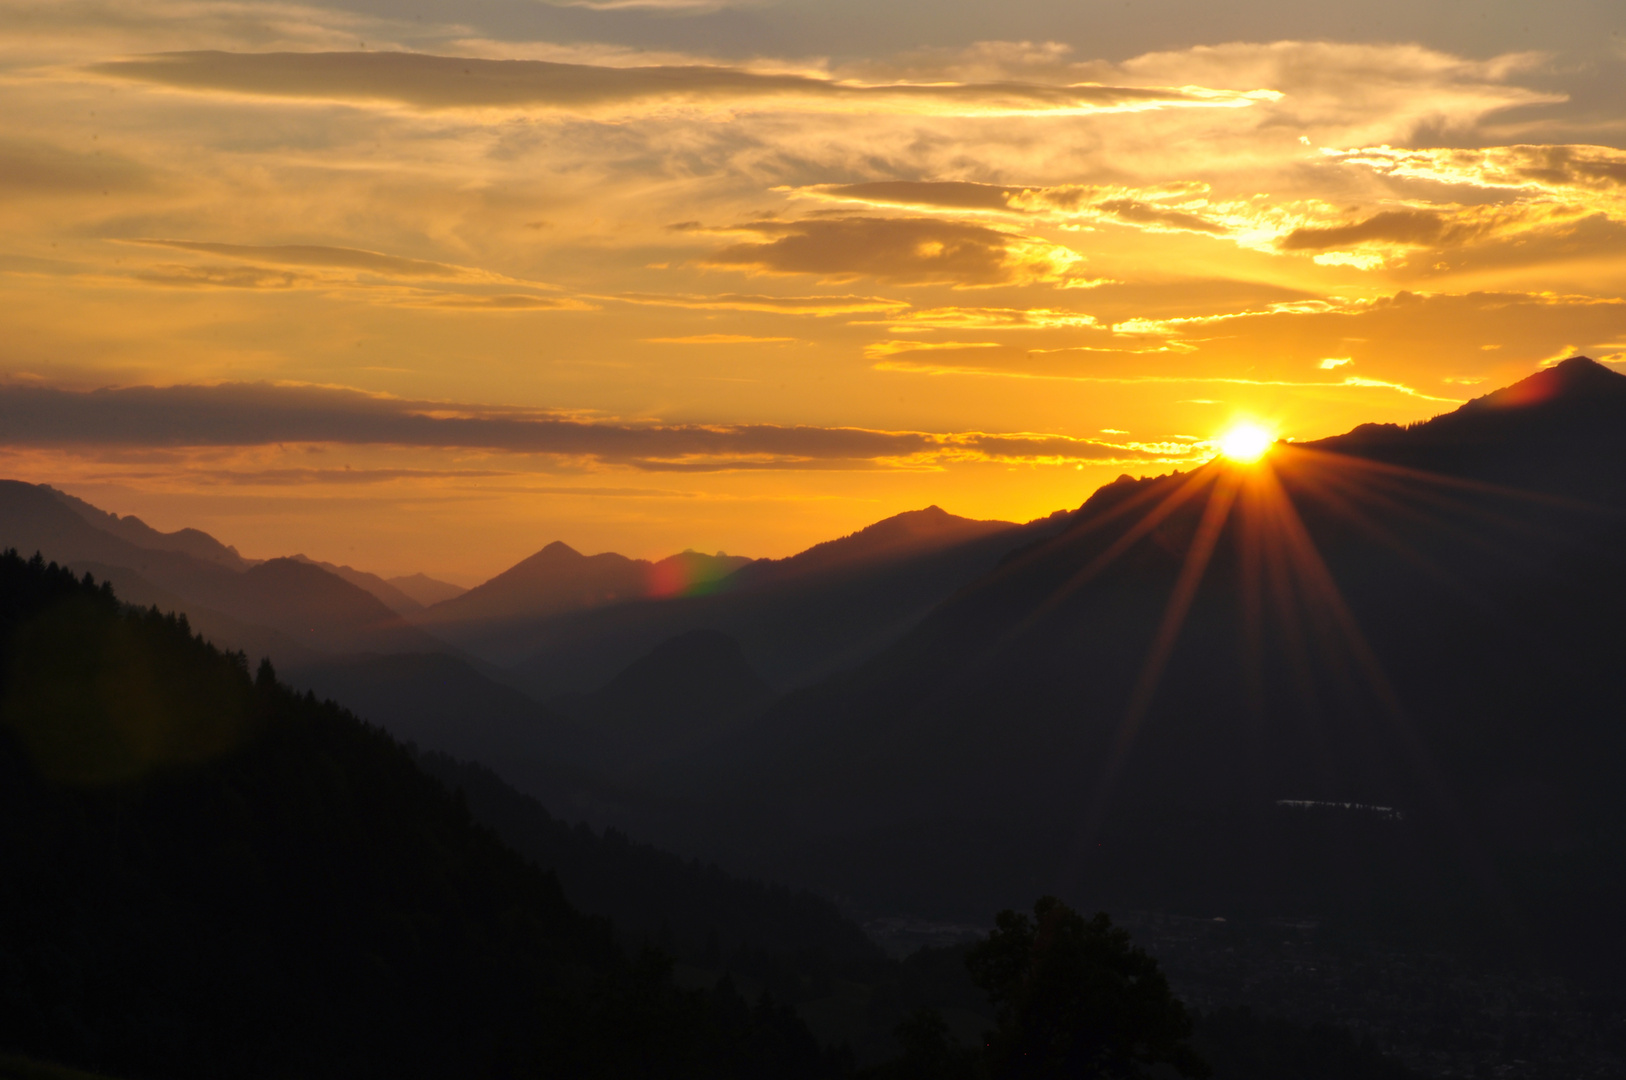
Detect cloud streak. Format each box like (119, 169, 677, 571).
(701, 215, 1086, 286)
(0, 381, 1189, 469)
(91, 50, 1274, 116)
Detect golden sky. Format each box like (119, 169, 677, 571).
(3, 0, 1625, 581)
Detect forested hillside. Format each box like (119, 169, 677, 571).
(0, 551, 845, 1080)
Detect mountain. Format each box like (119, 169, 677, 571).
(635, 359, 1626, 984)
(729, 505, 1016, 587)
(0, 481, 440, 657)
(0, 550, 855, 1080)
(388, 571, 466, 607)
(291, 553, 426, 616)
(44, 485, 254, 570)
(417, 542, 753, 658)
(284, 650, 626, 808)
(554, 630, 775, 763)
(501, 508, 1070, 699)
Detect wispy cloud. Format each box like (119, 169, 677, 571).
(700, 215, 1086, 286)
(129, 238, 496, 280)
(90, 50, 1273, 117)
(0, 381, 1192, 470)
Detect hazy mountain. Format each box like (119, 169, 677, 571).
(729, 505, 1016, 587)
(43, 485, 254, 570)
(418, 542, 753, 653)
(502, 507, 1070, 698)
(553, 629, 775, 763)
(638, 359, 1626, 985)
(291, 553, 426, 616)
(388, 571, 466, 607)
(0, 481, 438, 658)
(284, 650, 625, 804)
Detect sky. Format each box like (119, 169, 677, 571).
(3, 0, 1625, 582)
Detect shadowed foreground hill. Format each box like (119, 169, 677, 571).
(0, 552, 845, 1080)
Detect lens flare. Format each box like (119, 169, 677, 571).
(1217, 422, 1275, 463)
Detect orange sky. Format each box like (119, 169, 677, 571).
(3, 1, 1625, 582)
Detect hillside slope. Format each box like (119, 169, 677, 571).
(0, 551, 846, 1080)
(649, 360, 1626, 984)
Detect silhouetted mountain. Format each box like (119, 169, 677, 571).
(44, 485, 254, 570)
(0, 481, 439, 657)
(0, 551, 852, 1080)
(291, 553, 426, 616)
(730, 505, 1015, 587)
(417, 752, 880, 970)
(502, 508, 1070, 699)
(422, 542, 751, 634)
(388, 571, 467, 607)
(284, 650, 626, 805)
(634, 359, 1626, 988)
(555, 630, 775, 762)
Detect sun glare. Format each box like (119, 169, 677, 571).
(1217, 422, 1275, 463)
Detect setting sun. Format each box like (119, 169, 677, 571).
(1217, 423, 1276, 463)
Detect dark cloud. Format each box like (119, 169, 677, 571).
(135, 263, 314, 288)
(91, 50, 1231, 114)
(815, 181, 1228, 235)
(0, 381, 1169, 470)
(195, 468, 511, 485)
(1093, 198, 1227, 234)
(615, 291, 908, 314)
(0, 138, 152, 196)
(133, 239, 480, 279)
(1499, 145, 1626, 189)
(702, 215, 1073, 286)
(1279, 209, 1467, 250)
(403, 293, 590, 310)
(822, 181, 1018, 211)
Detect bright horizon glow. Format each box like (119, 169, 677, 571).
(1216, 423, 1276, 463)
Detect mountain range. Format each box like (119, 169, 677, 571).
(615, 358, 1626, 989)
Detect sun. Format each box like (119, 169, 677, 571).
(1216, 422, 1275, 463)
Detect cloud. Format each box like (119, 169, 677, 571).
(130, 239, 492, 280)
(700, 215, 1085, 286)
(547, 0, 745, 10)
(90, 50, 1272, 117)
(134, 263, 316, 288)
(615, 292, 907, 314)
(0, 138, 154, 195)
(401, 293, 596, 310)
(642, 333, 794, 343)
(192, 467, 512, 485)
(0, 381, 1190, 469)
(1279, 209, 1463, 250)
(809, 180, 1231, 236)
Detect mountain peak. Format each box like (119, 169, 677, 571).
(1467, 355, 1626, 412)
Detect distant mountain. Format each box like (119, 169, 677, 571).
(208, 557, 438, 654)
(637, 359, 1626, 985)
(418, 542, 753, 653)
(388, 571, 466, 607)
(730, 505, 1015, 586)
(284, 650, 625, 804)
(0, 481, 438, 658)
(502, 507, 1070, 698)
(553, 629, 775, 763)
(291, 553, 426, 616)
(44, 485, 254, 570)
